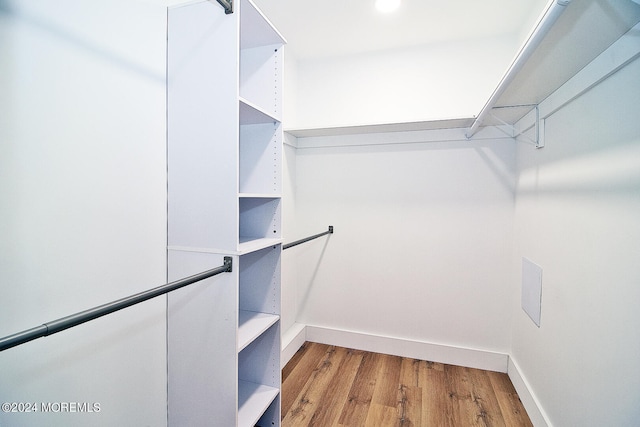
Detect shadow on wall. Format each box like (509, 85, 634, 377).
(288, 236, 332, 318)
(515, 56, 640, 198)
(516, 142, 640, 198)
(474, 145, 516, 197)
(0, 0, 11, 13)
(0, 0, 164, 83)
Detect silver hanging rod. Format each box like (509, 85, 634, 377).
(216, 0, 233, 14)
(0, 257, 233, 352)
(283, 226, 334, 250)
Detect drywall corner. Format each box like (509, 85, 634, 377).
(281, 322, 306, 368)
(508, 356, 552, 427)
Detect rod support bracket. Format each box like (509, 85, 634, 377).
(489, 105, 544, 149)
(329, 226, 334, 234)
(216, 0, 233, 14)
(223, 256, 233, 272)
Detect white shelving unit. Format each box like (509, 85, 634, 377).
(167, 0, 285, 425)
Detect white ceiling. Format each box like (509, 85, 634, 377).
(252, 0, 549, 60)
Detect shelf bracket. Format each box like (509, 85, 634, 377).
(215, 0, 233, 14)
(223, 256, 233, 272)
(490, 105, 544, 149)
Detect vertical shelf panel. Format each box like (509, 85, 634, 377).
(167, 0, 239, 251)
(167, 250, 239, 426)
(167, 1, 241, 425)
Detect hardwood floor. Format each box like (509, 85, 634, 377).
(281, 342, 532, 427)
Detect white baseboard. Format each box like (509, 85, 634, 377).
(299, 324, 509, 373)
(507, 357, 551, 427)
(281, 322, 307, 368)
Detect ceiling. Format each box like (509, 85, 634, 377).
(251, 0, 640, 136)
(252, 0, 549, 60)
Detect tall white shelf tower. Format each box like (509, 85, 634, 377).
(166, 0, 285, 425)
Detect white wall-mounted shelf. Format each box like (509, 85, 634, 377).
(285, 0, 640, 140)
(474, 0, 640, 133)
(240, 192, 283, 198)
(286, 117, 474, 138)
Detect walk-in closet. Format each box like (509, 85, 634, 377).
(1, 0, 639, 426)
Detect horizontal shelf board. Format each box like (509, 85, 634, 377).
(170, 239, 283, 255)
(240, 0, 286, 49)
(239, 193, 282, 198)
(169, 240, 283, 256)
(238, 311, 279, 352)
(285, 117, 474, 138)
(240, 97, 281, 124)
(238, 237, 283, 254)
(238, 380, 279, 427)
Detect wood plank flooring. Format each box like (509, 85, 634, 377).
(282, 342, 532, 427)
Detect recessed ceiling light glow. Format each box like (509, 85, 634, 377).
(375, 0, 401, 13)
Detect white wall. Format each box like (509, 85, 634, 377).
(286, 36, 519, 130)
(511, 56, 640, 426)
(0, 1, 168, 425)
(287, 129, 516, 357)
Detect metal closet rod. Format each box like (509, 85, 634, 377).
(283, 226, 334, 250)
(0, 257, 233, 352)
(465, 0, 572, 139)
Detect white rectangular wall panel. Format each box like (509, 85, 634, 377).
(522, 257, 543, 327)
(167, 250, 239, 426)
